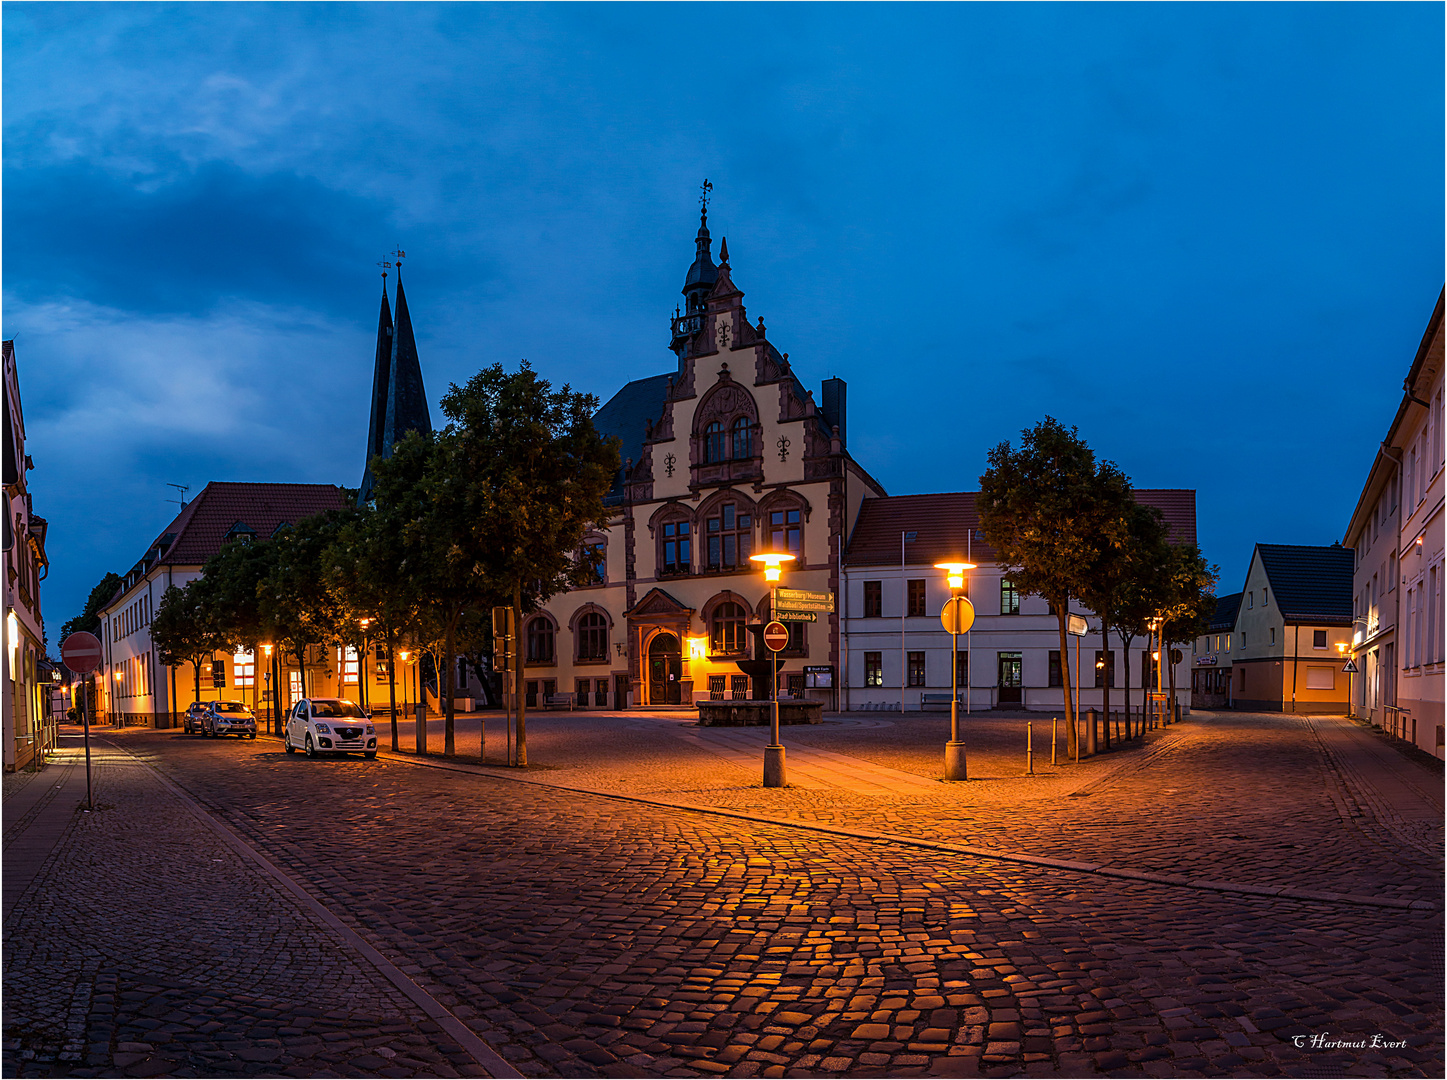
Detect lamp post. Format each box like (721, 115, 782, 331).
(358, 617, 372, 714)
(935, 561, 976, 781)
(1146, 614, 1164, 729)
(398, 649, 411, 752)
(749, 550, 796, 788)
(261, 643, 274, 734)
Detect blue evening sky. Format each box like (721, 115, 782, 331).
(5, 2, 1442, 640)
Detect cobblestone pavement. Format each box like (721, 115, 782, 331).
(5, 710, 1442, 1078)
(2, 738, 509, 1079)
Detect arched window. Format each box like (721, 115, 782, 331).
(705, 501, 752, 570)
(731, 417, 753, 460)
(576, 612, 608, 661)
(526, 617, 555, 664)
(705, 421, 726, 463)
(659, 516, 691, 576)
(711, 602, 748, 653)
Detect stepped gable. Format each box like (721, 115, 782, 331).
(1255, 544, 1355, 625)
(846, 489, 1197, 567)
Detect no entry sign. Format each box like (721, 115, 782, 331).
(763, 620, 790, 652)
(61, 631, 104, 675)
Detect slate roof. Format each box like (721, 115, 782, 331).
(1209, 592, 1242, 632)
(359, 273, 432, 503)
(1254, 544, 1355, 625)
(593, 373, 672, 501)
(846, 489, 1197, 567)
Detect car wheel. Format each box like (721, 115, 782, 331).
(284, 735, 295, 754)
(248, 733, 256, 740)
(305, 734, 317, 759)
(364, 751, 377, 760)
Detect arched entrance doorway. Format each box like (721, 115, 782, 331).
(648, 633, 683, 705)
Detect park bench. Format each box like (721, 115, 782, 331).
(541, 693, 575, 711)
(920, 693, 960, 711)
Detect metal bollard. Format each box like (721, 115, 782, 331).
(1027, 720, 1033, 775)
(1051, 717, 1058, 766)
(1087, 709, 1097, 756)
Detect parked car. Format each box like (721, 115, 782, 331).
(183, 702, 209, 734)
(203, 701, 257, 739)
(283, 698, 377, 759)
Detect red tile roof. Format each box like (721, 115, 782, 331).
(846, 489, 1196, 567)
(154, 481, 348, 567)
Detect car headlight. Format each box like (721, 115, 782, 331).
(314, 722, 331, 734)
(365, 725, 375, 735)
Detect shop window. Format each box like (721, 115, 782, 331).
(234, 649, 255, 688)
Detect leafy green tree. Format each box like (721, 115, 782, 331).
(978, 418, 1133, 757)
(1077, 499, 1169, 742)
(259, 511, 352, 702)
(62, 572, 121, 639)
(434, 362, 620, 764)
(152, 581, 230, 706)
(201, 537, 284, 727)
(1158, 543, 1219, 714)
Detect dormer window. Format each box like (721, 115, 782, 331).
(225, 521, 257, 545)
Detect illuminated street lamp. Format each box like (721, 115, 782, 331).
(261, 643, 276, 734)
(358, 617, 373, 713)
(397, 649, 412, 752)
(1146, 614, 1164, 729)
(935, 561, 976, 781)
(749, 550, 797, 787)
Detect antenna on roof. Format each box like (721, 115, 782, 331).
(165, 483, 189, 510)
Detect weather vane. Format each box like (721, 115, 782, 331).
(377, 259, 392, 281)
(700, 179, 711, 220)
(390, 246, 406, 271)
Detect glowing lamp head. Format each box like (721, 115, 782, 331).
(749, 551, 796, 582)
(399, 650, 411, 663)
(934, 561, 976, 590)
(261, 643, 273, 657)
(114, 670, 124, 681)
(359, 617, 373, 629)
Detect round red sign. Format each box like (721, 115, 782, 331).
(61, 631, 104, 675)
(763, 620, 790, 652)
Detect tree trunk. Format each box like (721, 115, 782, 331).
(272, 650, 282, 735)
(443, 612, 457, 756)
(1057, 602, 1076, 757)
(1166, 632, 1177, 723)
(295, 645, 308, 699)
(1100, 624, 1111, 749)
(192, 659, 202, 707)
(514, 582, 527, 767)
(386, 630, 398, 752)
(1118, 628, 1134, 738)
(416, 648, 428, 756)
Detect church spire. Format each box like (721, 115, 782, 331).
(682, 179, 717, 313)
(359, 260, 432, 503)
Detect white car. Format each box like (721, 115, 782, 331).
(284, 698, 377, 759)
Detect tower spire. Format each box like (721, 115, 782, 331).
(682, 180, 718, 313)
(359, 253, 431, 503)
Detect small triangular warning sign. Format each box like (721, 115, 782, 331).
(1342, 659, 1359, 673)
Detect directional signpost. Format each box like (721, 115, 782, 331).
(774, 588, 834, 623)
(60, 631, 103, 812)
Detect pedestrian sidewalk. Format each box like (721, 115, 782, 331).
(3, 730, 515, 1079)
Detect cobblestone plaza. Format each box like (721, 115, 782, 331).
(3, 709, 1441, 1078)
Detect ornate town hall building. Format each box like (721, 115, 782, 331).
(529, 206, 887, 709)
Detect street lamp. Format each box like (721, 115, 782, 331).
(397, 649, 412, 752)
(749, 550, 797, 787)
(358, 617, 373, 713)
(935, 561, 976, 781)
(261, 643, 275, 734)
(1146, 614, 1164, 729)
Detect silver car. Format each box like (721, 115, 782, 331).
(203, 701, 257, 739)
(284, 698, 377, 759)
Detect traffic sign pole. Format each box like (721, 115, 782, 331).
(762, 590, 788, 788)
(61, 632, 104, 812)
(940, 597, 976, 781)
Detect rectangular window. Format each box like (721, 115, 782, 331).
(289, 670, 302, 703)
(234, 649, 255, 688)
(576, 679, 590, 708)
(1048, 650, 1062, 688)
(1000, 578, 1020, 615)
(1247, 593, 1254, 609)
(1094, 649, 1116, 688)
(1313, 630, 1327, 650)
(709, 675, 725, 701)
(1416, 582, 1426, 668)
(1261, 589, 1268, 609)
(662, 521, 690, 574)
(907, 579, 926, 618)
(211, 658, 226, 689)
(1305, 667, 1335, 691)
(863, 581, 883, 618)
(731, 674, 750, 700)
(343, 646, 359, 685)
(865, 652, 883, 687)
(1269, 627, 1276, 646)
(1405, 587, 1416, 668)
(1432, 564, 1442, 663)
(769, 509, 801, 557)
(583, 541, 605, 585)
(956, 649, 968, 688)
(907, 651, 926, 687)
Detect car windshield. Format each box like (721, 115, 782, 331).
(214, 703, 252, 715)
(311, 700, 365, 718)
